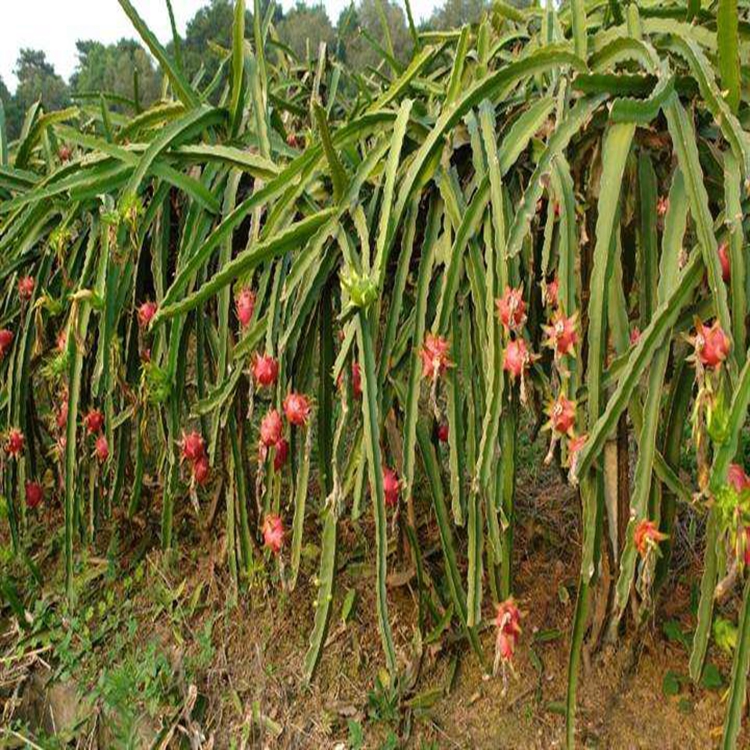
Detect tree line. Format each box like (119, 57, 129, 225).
(0, 0, 500, 139)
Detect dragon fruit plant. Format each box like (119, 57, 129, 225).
(1, 0, 750, 746)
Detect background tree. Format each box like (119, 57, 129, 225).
(6, 50, 69, 140)
(337, 0, 412, 74)
(177, 0, 237, 84)
(70, 39, 162, 111)
(427, 0, 487, 29)
(276, 3, 335, 62)
(0, 76, 17, 140)
(175, 0, 280, 84)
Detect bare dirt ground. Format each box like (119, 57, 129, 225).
(1, 462, 745, 748)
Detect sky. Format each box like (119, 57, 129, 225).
(0, 0, 439, 92)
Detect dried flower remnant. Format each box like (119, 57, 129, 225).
(496, 286, 527, 333)
(634, 519, 667, 558)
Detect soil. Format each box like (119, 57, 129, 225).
(1, 462, 746, 749)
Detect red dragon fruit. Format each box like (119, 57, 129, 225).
(494, 598, 522, 664)
(180, 431, 206, 464)
(273, 438, 288, 471)
(84, 409, 105, 435)
(94, 434, 109, 463)
(235, 288, 256, 329)
(0, 329, 13, 359)
(25, 481, 43, 509)
(192, 455, 210, 486)
(262, 514, 284, 554)
(17, 276, 35, 301)
(383, 467, 400, 508)
(338, 361, 363, 398)
(694, 320, 731, 370)
(728, 463, 750, 493)
(137, 300, 158, 328)
(718, 241, 731, 283)
(548, 394, 577, 436)
(283, 392, 311, 427)
(567, 433, 588, 474)
(420, 333, 452, 379)
(25, 482, 44, 509)
(252, 354, 279, 388)
(503, 338, 531, 380)
(545, 277, 559, 308)
(6, 428, 25, 457)
(260, 409, 283, 447)
(56, 399, 69, 431)
(543, 309, 579, 358)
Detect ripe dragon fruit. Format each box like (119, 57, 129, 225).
(494, 598, 522, 665)
(338, 361, 363, 398)
(262, 514, 285, 554)
(6, 428, 25, 457)
(94, 434, 109, 463)
(548, 394, 577, 436)
(137, 300, 158, 328)
(252, 354, 279, 388)
(717, 241, 730, 283)
(0, 329, 14, 359)
(192, 455, 210, 486)
(260, 409, 283, 447)
(496, 285, 527, 333)
(420, 333, 452, 380)
(543, 309, 579, 358)
(25, 481, 43, 509)
(544, 277, 559, 308)
(283, 392, 311, 427)
(693, 319, 731, 370)
(503, 338, 531, 380)
(17, 276, 35, 301)
(273, 438, 288, 471)
(567, 433, 588, 474)
(235, 287, 256, 329)
(728, 463, 750, 493)
(180, 431, 206, 463)
(383, 467, 400, 508)
(84, 409, 105, 435)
